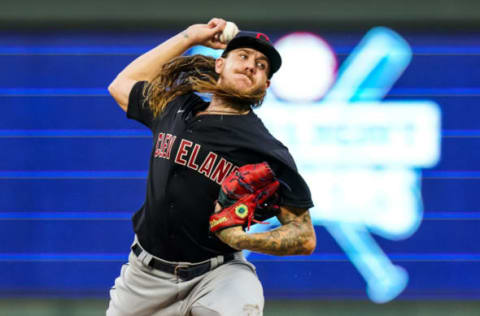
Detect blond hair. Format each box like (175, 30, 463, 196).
(145, 54, 266, 117)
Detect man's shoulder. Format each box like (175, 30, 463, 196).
(161, 92, 207, 118)
(173, 92, 207, 109)
(245, 112, 287, 149)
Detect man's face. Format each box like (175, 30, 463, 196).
(215, 48, 271, 95)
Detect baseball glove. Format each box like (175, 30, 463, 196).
(209, 162, 280, 233)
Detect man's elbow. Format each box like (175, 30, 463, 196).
(108, 78, 129, 112)
(302, 230, 317, 255)
(107, 80, 116, 96)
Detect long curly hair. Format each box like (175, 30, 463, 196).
(144, 54, 266, 118)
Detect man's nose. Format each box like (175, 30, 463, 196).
(244, 59, 255, 73)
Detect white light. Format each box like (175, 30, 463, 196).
(271, 32, 337, 102)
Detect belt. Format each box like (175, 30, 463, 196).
(132, 243, 234, 281)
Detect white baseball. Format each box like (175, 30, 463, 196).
(219, 21, 239, 43)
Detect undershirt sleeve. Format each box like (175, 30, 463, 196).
(126, 81, 154, 130)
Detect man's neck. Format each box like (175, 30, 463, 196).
(203, 96, 250, 115)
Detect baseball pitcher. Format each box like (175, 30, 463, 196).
(106, 18, 316, 316)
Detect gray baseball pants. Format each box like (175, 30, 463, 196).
(106, 238, 264, 316)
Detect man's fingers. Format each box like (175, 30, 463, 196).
(210, 42, 227, 49)
(207, 17, 227, 30)
(204, 39, 227, 50)
(191, 18, 226, 48)
(207, 17, 218, 27)
(207, 18, 227, 40)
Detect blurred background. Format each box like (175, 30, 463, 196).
(1, 0, 480, 315)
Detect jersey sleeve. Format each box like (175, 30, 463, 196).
(224, 113, 314, 210)
(250, 117, 314, 209)
(126, 81, 154, 129)
(270, 151, 314, 210)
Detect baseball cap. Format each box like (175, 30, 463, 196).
(221, 31, 282, 78)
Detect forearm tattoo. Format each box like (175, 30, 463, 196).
(227, 209, 316, 256)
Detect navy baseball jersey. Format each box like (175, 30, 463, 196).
(127, 81, 313, 262)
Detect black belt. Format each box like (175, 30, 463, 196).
(132, 244, 234, 281)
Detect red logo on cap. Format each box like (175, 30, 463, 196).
(256, 33, 270, 42)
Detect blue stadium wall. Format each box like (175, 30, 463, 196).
(0, 29, 479, 300)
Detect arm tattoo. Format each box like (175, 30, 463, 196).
(234, 209, 316, 256)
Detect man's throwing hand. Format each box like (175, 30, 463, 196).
(183, 18, 228, 50)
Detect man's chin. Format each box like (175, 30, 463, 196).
(220, 81, 258, 96)
(236, 74, 253, 85)
(233, 86, 255, 95)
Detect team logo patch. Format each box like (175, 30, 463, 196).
(235, 204, 249, 219)
(256, 33, 270, 42)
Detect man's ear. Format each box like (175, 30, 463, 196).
(215, 57, 225, 74)
(265, 79, 271, 89)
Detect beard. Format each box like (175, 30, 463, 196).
(215, 75, 266, 110)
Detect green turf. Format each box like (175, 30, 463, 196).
(1, 299, 479, 316)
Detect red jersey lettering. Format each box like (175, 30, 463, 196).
(175, 139, 192, 165)
(159, 134, 172, 158)
(187, 144, 201, 170)
(198, 152, 218, 178)
(210, 158, 233, 184)
(154, 133, 165, 158)
(166, 135, 177, 159)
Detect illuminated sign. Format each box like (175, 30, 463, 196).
(271, 32, 337, 102)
